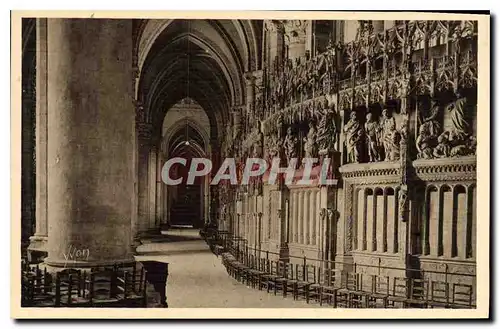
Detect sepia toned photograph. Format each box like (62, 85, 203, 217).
(11, 11, 490, 319)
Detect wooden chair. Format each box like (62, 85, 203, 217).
(367, 274, 390, 308)
(270, 261, 288, 296)
(283, 263, 296, 298)
(117, 270, 147, 307)
(387, 277, 410, 308)
(247, 257, 265, 289)
(254, 258, 268, 290)
(407, 278, 429, 308)
(59, 272, 91, 307)
(87, 270, 120, 307)
(319, 268, 339, 306)
(451, 283, 473, 308)
(308, 266, 324, 304)
(260, 260, 279, 292)
(263, 260, 286, 295)
(336, 272, 363, 308)
(429, 281, 450, 308)
(348, 273, 369, 308)
(296, 264, 316, 303)
(26, 267, 55, 307)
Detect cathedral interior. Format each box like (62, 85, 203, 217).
(20, 18, 477, 308)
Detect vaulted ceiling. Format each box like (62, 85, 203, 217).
(135, 19, 263, 144)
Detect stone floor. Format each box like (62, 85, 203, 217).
(134, 229, 323, 308)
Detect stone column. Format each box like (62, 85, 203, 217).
(284, 20, 308, 62)
(28, 18, 48, 254)
(137, 122, 153, 236)
(372, 21, 385, 33)
(264, 20, 285, 72)
(148, 146, 158, 231)
(43, 19, 135, 267)
(344, 21, 360, 43)
(245, 72, 255, 112)
(155, 147, 163, 230)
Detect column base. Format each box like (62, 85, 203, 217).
(335, 254, 354, 286)
(27, 235, 49, 263)
(138, 228, 163, 238)
(43, 255, 136, 269)
(279, 244, 289, 262)
(28, 235, 48, 251)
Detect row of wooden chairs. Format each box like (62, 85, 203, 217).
(21, 263, 148, 308)
(219, 253, 475, 309)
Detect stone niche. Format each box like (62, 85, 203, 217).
(286, 185, 322, 262)
(339, 161, 407, 289)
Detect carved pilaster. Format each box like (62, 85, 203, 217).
(343, 182, 354, 252)
(137, 122, 153, 149)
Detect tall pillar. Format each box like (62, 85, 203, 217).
(344, 21, 360, 43)
(43, 19, 135, 267)
(284, 20, 308, 62)
(373, 21, 385, 33)
(148, 146, 158, 231)
(264, 20, 285, 72)
(137, 122, 153, 236)
(28, 18, 48, 254)
(155, 147, 163, 230)
(245, 72, 255, 112)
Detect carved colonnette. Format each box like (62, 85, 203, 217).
(286, 185, 323, 263)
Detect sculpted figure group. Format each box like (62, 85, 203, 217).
(416, 94, 476, 160)
(344, 108, 402, 164)
(342, 93, 476, 165)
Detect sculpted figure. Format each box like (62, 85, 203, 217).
(252, 127, 263, 158)
(416, 123, 435, 159)
(380, 108, 398, 161)
(316, 102, 337, 153)
(446, 92, 470, 142)
(364, 112, 382, 162)
(422, 99, 441, 137)
(433, 131, 451, 158)
(398, 185, 408, 222)
(266, 133, 280, 161)
(283, 127, 298, 164)
(303, 122, 317, 158)
(344, 111, 363, 164)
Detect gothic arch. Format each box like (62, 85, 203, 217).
(134, 19, 262, 144)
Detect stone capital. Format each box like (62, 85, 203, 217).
(264, 20, 285, 33)
(134, 99, 147, 123)
(137, 122, 153, 141)
(283, 20, 308, 45)
(244, 71, 256, 84)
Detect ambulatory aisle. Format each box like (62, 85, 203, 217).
(135, 229, 322, 308)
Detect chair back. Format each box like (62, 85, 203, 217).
(276, 261, 286, 277)
(372, 274, 390, 295)
(430, 281, 450, 305)
(286, 263, 294, 280)
(324, 268, 336, 287)
(410, 278, 429, 302)
(452, 283, 472, 307)
(392, 277, 410, 298)
(89, 270, 117, 301)
(305, 264, 316, 284)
